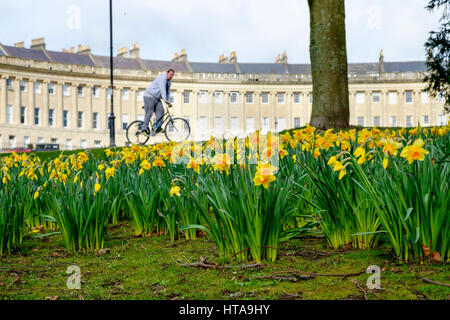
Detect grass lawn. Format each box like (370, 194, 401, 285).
(1, 221, 448, 300)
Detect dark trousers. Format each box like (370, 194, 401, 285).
(142, 95, 164, 131)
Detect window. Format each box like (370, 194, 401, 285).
(93, 112, 99, 129)
(373, 116, 380, 127)
(63, 84, 70, 96)
(66, 138, 72, 150)
(51, 138, 58, 144)
(215, 91, 223, 103)
(199, 116, 208, 134)
(261, 117, 269, 134)
(199, 91, 207, 103)
(246, 92, 253, 104)
(8, 135, 16, 149)
(63, 110, 69, 128)
(20, 80, 27, 92)
(437, 91, 445, 103)
(48, 109, 55, 126)
(137, 90, 144, 101)
(277, 117, 286, 132)
(23, 136, 30, 148)
(37, 137, 44, 145)
(122, 89, 129, 100)
(137, 114, 144, 121)
(6, 78, 13, 90)
(261, 92, 269, 104)
(372, 92, 380, 103)
(293, 93, 300, 104)
(215, 116, 222, 134)
(77, 111, 84, 128)
(6, 105, 12, 124)
(357, 116, 364, 127)
(20, 107, 26, 124)
(437, 114, 446, 125)
(34, 108, 40, 125)
(406, 116, 413, 127)
(230, 92, 238, 104)
(183, 91, 190, 104)
(309, 92, 313, 104)
(230, 117, 239, 133)
(77, 86, 84, 97)
(421, 91, 429, 104)
(107, 88, 112, 98)
(356, 92, 365, 104)
(80, 139, 87, 149)
(294, 117, 301, 127)
(169, 92, 174, 104)
(246, 117, 254, 134)
(423, 115, 429, 125)
(389, 116, 397, 127)
(92, 87, 99, 98)
(94, 140, 101, 148)
(405, 90, 413, 103)
(34, 82, 41, 94)
(388, 92, 396, 104)
(277, 93, 285, 104)
(48, 83, 55, 95)
(122, 114, 129, 130)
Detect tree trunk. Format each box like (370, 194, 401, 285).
(308, 0, 350, 129)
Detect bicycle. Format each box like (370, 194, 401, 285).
(126, 99, 191, 145)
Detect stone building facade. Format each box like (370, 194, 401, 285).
(0, 38, 447, 150)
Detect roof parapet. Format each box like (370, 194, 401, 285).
(31, 37, 46, 50)
(62, 47, 75, 53)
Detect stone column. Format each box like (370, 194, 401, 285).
(101, 85, 108, 131)
(270, 92, 276, 131)
(348, 91, 356, 126)
(366, 91, 372, 126)
(13, 78, 21, 125)
(192, 89, 198, 139)
(240, 92, 246, 135)
(381, 90, 388, 127)
(0, 75, 7, 124)
(85, 84, 93, 130)
(27, 79, 35, 127)
(56, 82, 64, 129)
(398, 90, 404, 127)
(287, 91, 292, 129)
(255, 91, 261, 131)
(130, 88, 136, 123)
(413, 89, 420, 126)
(42, 80, 49, 127)
(225, 91, 230, 138)
(210, 90, 214, 135)
(71, 82, 79, 129)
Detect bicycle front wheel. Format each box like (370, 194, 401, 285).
(126, 120, 150, 145)
(164, 118, 190, 142)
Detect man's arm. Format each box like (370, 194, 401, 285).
(158, 76, 169, 104)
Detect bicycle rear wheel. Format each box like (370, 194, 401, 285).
(126, 120, 150, 145)
(164, 118, 190, 142)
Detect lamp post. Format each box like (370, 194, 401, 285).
(108, 0, 116, 147)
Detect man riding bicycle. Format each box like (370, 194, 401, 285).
(142, 69, 174, 135)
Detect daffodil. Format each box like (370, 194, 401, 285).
(253, 163, 277, 189)
(170, 185, 181, 197)
(400, 138, 429, 164)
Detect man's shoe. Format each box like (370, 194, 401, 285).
(151, 127, 163, 136)
(142, 129, 150, 136)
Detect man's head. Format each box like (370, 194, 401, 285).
(167, 69, 175, 81)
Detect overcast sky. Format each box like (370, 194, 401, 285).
(0, 0, 443, 64)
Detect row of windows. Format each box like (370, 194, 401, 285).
(356, 91, 445, 104)
(191, 116, 301, 134)
(183, 91, 312, 105)
(6, 78, 445, 105)
(5, 135, 102, 150)
(6, 105, 101, 129)
(356, 115, 447, 127)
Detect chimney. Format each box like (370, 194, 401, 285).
(14, 41, 24, 48)
(281, 50, 288, 64)
(275, 53, 281, 63)
(129, 42, 139, 58)
(219, 53, 229, 63)
(30, 37, 46, 50)
(229, 51, 237, 63)
(77, 44, 91, 55)
(379, 49, 385, 74)
(172, 49, 187, 62)
(117, 46, 128, 58)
